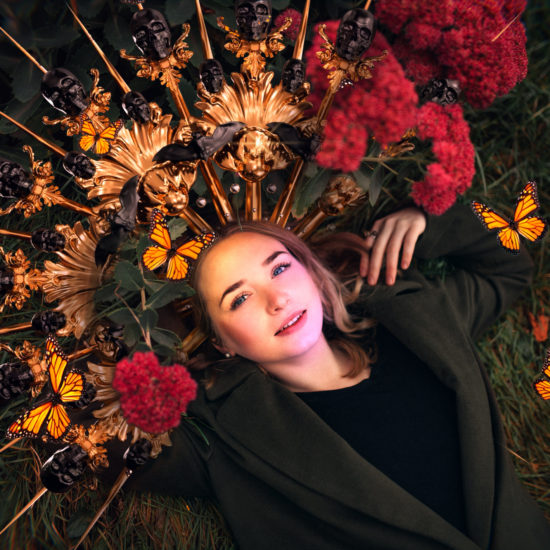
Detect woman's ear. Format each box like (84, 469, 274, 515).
(211, 337, 234, 357)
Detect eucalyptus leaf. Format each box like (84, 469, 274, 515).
(108, 307, 137, 326)
(139, 308, 159, 333)
(146, 280, 191, 309)
(114, 260, 144, 291)
(353, 168, 371, 193)
(123, 321, 142, 348)
(94, 281, 119, 304)
(153, 344, 179, 358)
(151, 327, 181, 348)
(167, 216, 188, 239)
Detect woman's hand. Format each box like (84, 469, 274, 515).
(360, 206, 427, 286)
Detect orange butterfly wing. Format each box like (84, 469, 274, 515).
(534, 349, 550, 401)
(79, 118, 121, 155)
(513, 181, 548, 243)
(471, 202, 510, 230)
(497, 226, 521, 253)
(167, 233, 216, 280)
(142, 210, 171, 272)
(47, 405, 71, 440)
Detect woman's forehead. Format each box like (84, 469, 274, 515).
(198, 232, 289, 288)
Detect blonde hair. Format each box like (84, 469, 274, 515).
(189, 220, 376, 381)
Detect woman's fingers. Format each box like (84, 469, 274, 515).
(363, 207, 427, 285)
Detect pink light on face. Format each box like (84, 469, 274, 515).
(196, 232, 327, 374)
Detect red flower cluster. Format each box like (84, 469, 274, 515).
(305, 21, 417, 171)
(376, 0, 527, 107)
(274, 8, 302, 41)
(113, 351, 198, 435)
(411, 102, 475, 214)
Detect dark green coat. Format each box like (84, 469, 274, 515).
(132, 204, 550, 549)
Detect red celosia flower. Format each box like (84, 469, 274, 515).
(113, 351, 198, 435)
(274, 9, 302, 41)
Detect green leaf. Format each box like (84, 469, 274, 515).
(146, 280, 191, 309)
(11, 60, 42, 103)
(369, 165, 383, 206)
(103, 14, 131, 53)
(139, 308, 159, 333)
(107, 307, 137, 326)
(164, 0, 196, 25)
(114, 260, 144, 291)
(67, 510, 94, 539)
(151, 327, 182, 348)
(76, 0, 108, 19)
(33, 25, 80, 48)
(272, 0, 291, 10)
(167, 216, 188, 239)
(153, 343, 179, 358)
(94, 281, 119, 304)
(353, 168, 371, 193)
(123, 321, 142, 348)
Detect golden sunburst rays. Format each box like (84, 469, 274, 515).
(40, 222, 112, 339)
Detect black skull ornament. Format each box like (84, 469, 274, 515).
(130, 9, 172, 61)
(0, 362, 33, 401)
(200, 59, 225, 94)
(0, 160, 33, 199)
(41, 68, 89, 117)
(235, 0, 272, 41)
(31, 311, 67, 334)
(281, 59, 306, 94)
(336, 9, 376, 61)
(31, 229, 67, 252)
(62, 151, 96, 180)
(40, 445, 89, 493)
(124, 438, 153, 471)
(421, 78, 461, 105)
(122, 91, 151, 123)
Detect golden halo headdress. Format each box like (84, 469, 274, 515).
(0, 0, 391, 545)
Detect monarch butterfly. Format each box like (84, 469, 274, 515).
(471, 181, 548, 253)
(6, 336, 84, 441)
(79, 117, 122, 155)
(534, 349, 550, 401)
(141, 209, 216, 280)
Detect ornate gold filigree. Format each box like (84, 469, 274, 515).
(379, 128, 416, 158)
(0, 247, 46, 312)
(5, 340, 49, 397)
(65, 424, 110, 470)
(0, 146, 94, 218)
(86, 361, 171, 458)
(294, 174, 366, 239)
(42, 68, 113, 136)
(77, 107, 199, 220)
(120, 24, 193, 87)
(217, 17, 291, 79)
(195, 71, 313, 185)
(40, 222, 111, 338)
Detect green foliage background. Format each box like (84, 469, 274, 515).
(0, 0, 549, 548)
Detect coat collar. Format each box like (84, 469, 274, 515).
(197, 275, 495, 549)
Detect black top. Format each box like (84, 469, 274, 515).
(297, 326, 467, 534)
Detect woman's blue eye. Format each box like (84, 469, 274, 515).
(230, 294, 247, 309)
(273, 262, 290, 276)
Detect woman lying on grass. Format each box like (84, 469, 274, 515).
(130, 204, 550, 550)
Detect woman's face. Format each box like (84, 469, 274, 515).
(197, 231, 326, 372)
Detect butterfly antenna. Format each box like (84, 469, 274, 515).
(0, 27, 47, 73)
(67, 5, 131, 94)
(0, 486, 48, 536)
(70, 468, 131, 550)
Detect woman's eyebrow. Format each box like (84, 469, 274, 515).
(218, 250, 288, 306)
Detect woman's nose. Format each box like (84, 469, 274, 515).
(266, 289, 290, 313)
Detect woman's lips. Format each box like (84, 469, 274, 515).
(275, 310, 307, 336)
